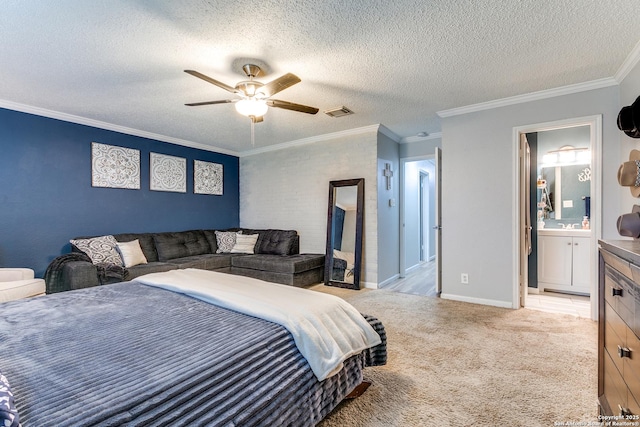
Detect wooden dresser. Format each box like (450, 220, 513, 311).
(599, 240, 640, 416)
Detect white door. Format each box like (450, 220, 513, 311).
(519, 134, 532, 307)
(572, 236, 591, 290)
(435, 147, 442, 295)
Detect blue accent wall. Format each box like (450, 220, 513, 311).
(0, 108, 239, 277)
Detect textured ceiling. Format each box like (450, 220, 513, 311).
(1, 0, 639, 155)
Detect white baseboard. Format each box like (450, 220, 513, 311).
(363, 281, 378, 289)
(377, 274, 399, 288)
(440, 293, 514, 309)
(527, 287, 540, 295)
(405, 263, 421, 274)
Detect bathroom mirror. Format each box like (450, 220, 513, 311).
(324, 178, 364, 290)
(540, 164, 590, 221)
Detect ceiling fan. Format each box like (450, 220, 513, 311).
(184, 64, 319, 123)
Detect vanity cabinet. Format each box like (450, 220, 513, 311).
(538, 232, 591, 294)
(598, 240, 640, 417)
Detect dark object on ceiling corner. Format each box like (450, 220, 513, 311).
(617, 95, 640, 138)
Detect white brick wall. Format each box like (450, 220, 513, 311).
(240, 130, 379, 285)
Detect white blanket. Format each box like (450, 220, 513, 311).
(134, 269, 381, 381)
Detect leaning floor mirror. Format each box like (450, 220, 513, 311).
(324, 178, 364, 290)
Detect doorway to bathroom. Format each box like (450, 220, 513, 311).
(515, 116, 601, 320)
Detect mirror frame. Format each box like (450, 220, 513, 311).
(324, 178, 365, 290)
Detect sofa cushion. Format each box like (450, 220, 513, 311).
(243, 229, 298, 255)
(125, 262, 176, 281)
(202, 230, 218, 254)
(114, 233, 158, 262)
(153, 231, 211, 261)
(166, 254, 234, 270)
(70, 235, 124, 266)
(231, 254, 325, 274)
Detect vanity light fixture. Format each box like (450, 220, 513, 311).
(542, 145, 590, 166)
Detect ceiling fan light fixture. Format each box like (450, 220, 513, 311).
(235, 98, 268, 117)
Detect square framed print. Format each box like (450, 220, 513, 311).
(194, 160, 223, 195)
(150, 152, 186, 193)
(91, 142, 140, 189)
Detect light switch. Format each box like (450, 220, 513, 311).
(562, 200, 573, 208)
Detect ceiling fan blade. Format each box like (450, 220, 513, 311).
(185, 99, 235, 107)
(267, 99, 319, 115)
(184, 70, 237, 93)
(258, 73, 301, 97)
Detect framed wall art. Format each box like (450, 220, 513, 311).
(91, 142, 140, 189)
(194, 160, 223, 195)
(150, 152, 186, 193)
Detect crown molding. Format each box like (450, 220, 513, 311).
(377, 124, 401, 142)
(400, 132, 442, 144)
(0, 99, 240, 157)
(239, 124, 384, 157)
(436, 77, 619, 118)
(615, 38, 640, 83)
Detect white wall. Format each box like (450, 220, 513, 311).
(440, 86, 620, 307)
(240, 128, 379, 286)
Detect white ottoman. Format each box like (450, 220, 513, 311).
(0, 268, 46, 303)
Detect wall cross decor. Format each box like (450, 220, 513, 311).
(383, 162, 394, 190)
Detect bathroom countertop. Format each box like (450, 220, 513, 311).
(537, 228, 592, 237)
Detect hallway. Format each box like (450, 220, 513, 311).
(380, 261, 437, 297)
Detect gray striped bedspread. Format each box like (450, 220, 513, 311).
(0, 281, 386, 426)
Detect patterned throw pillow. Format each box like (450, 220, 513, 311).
(215, 230, 238, 253)
(231, 233, 259, 254)
(70, 235, 124, 266)
(0, 371, 20, 427)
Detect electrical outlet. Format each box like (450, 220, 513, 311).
(461, 273, 469, 284)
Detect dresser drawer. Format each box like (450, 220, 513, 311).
(605, 266, 636, 328)
(625, 327, 640, 405)
(602, 250, 633, 281)
(606, 303, 628, 375)
(605, 349, 630, 414)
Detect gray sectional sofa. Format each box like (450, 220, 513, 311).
(45, 228, 325, 294)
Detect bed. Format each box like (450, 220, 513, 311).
(0, 269, 386, 427)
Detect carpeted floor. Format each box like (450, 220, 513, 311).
(310, 285, 598, 427)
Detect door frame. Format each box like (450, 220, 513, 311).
(399, 154, 438, 278)
(419, 170, 430, 262)
(512, 115, 602, 320)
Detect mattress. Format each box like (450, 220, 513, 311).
(0, 281, 385, 426)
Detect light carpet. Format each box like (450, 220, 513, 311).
(310, 285, 598, 427)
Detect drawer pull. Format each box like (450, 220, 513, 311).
(612, 287, 624, 297)
(618, 345, 632, 358)
(619, 405, 632, 416)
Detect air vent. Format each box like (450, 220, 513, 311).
(324, 106, 354, 118)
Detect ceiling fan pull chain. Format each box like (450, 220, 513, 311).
(251, 119, 255, 146)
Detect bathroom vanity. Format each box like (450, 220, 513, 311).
(538, 228, 591, 295)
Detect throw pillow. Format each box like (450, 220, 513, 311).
(231, 233, 259, 254)
(215, 230, 238, 253)
(70, 235, 124, 266)
(0, 371, 20, 427)
(116, 239, 148, 268)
